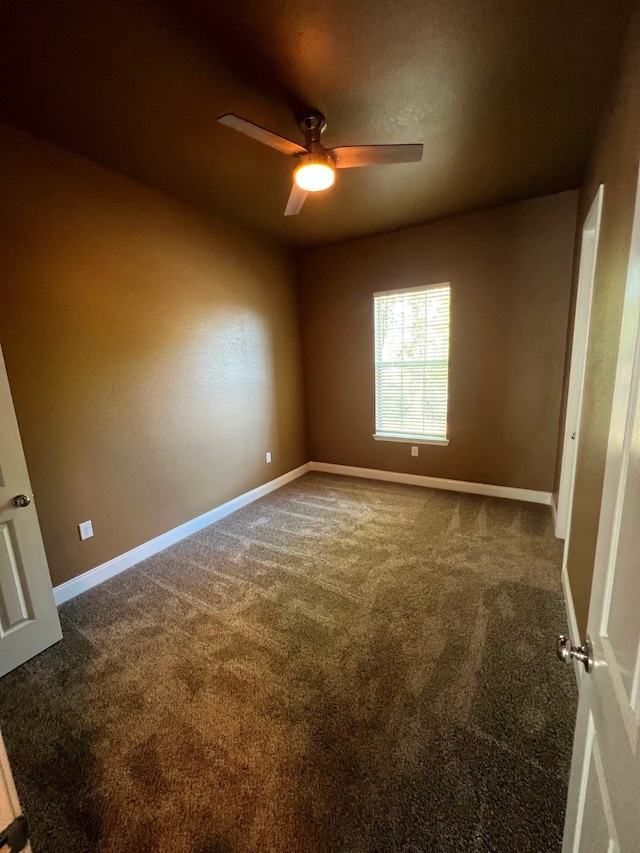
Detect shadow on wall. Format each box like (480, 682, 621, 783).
(0, 124, 306, 588)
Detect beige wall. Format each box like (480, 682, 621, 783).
(562, 13, 640, 634)
(0, 124, 306, 587)
(299, 191, 577, 491)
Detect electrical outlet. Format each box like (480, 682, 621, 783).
(411, 446, 419, 457)
(266, 452, 272, 463)
(78, 520, 94, 541)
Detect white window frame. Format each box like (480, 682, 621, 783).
(372, 282, 451, 446)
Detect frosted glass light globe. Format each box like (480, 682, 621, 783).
(294, 161, 335, 192)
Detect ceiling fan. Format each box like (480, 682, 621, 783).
(217, 111, 424, 216)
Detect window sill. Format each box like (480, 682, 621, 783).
(373, 433, 450, 446)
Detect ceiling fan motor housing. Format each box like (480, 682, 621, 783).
(299, 112, 327, 148)
(294, 113, 335, 192)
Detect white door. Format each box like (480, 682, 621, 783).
(556, 185, 603, 542)
(0, 345, 61, 678)
(562, 170, 640, 852)
(0, 730, 31, 852)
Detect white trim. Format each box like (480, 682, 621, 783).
(372, 433, 450, 446)
(309, 462, 551, 504)
(561, 562, 584, 685)
(373, 281, 450, 298)
(53, 459, 553, 606)
(53, 463, 311, 605)
(550, 493, 559, 532)
(556, 185, 604, 540)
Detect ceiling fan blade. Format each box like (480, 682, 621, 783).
(284, 183, 308, 216)
(330, 144, 423, 168)
(217, 114, 306, 156)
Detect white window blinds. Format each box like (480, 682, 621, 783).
(374, 283, 450, 440)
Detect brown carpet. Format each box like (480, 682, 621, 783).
(0, 473, 577, 852)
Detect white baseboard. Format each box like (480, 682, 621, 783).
(54, 460, 552, 606)
(54, 463, 311, 605)
(550, 493, 560, 532)
(561, 562, 583, 685)
(309, 462, 552, 505)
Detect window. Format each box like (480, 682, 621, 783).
(373, 283, 450, 445)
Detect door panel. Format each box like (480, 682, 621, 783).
(605, 400, 640, 698)
(0, 522, 31, 630)
(0, 346, 62, 677)
(563, 170, 640, 853)
(580, 731, 618, 853)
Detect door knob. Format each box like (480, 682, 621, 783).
(557, 634, 594, 673)
(12, 495, 31, 508)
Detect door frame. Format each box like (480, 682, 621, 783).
(556, 185, 604, 545)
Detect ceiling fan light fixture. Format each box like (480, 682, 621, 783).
(217, 111, 423, 215)
(294, 159, 335, 192)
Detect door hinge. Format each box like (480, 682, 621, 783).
(0, 815, 29, 852)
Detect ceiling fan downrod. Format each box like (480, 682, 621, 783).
(299, 112, 327, 153)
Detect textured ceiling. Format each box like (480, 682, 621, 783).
(0, 0, 634, 247)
